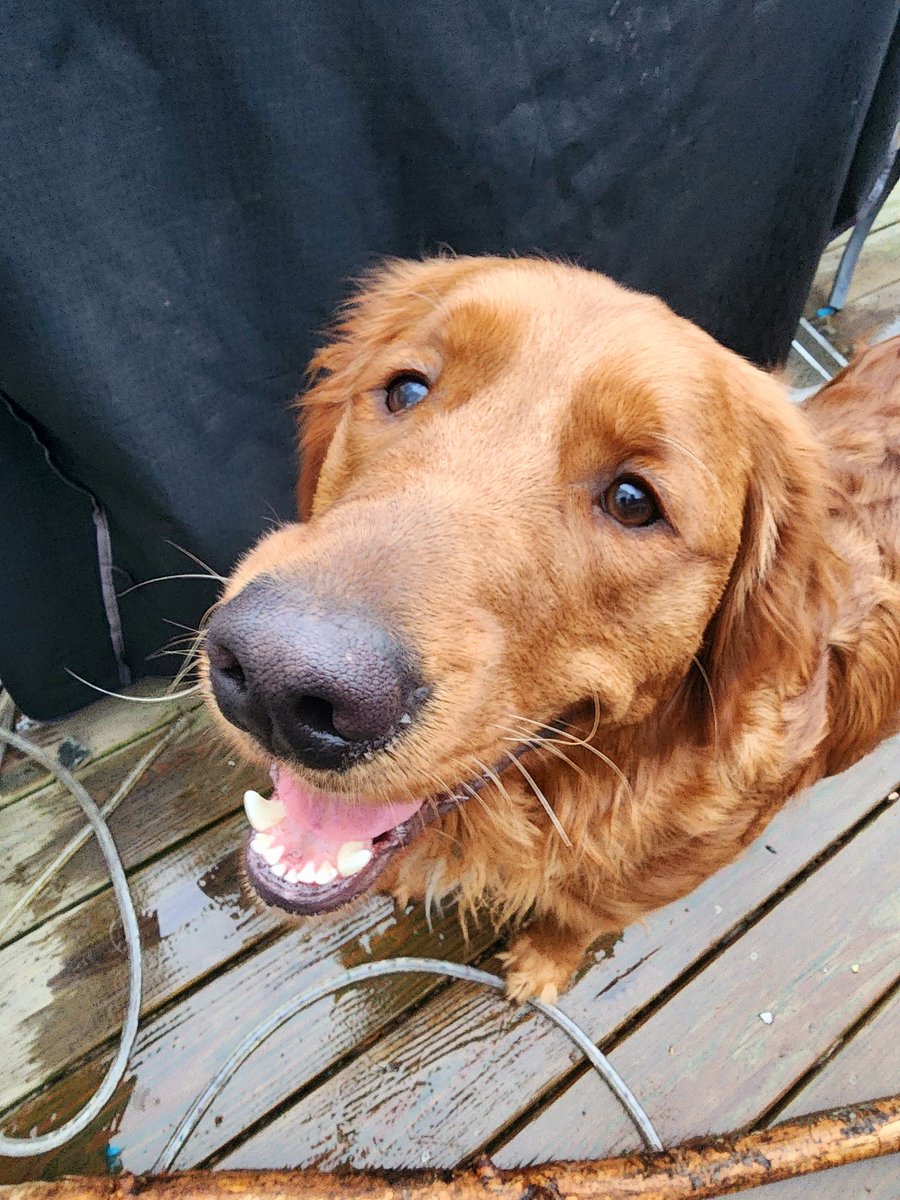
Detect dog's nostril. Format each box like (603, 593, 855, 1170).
(205, 584, 428, 769)
(208, 643, 246, 690)
(295, 694, 337, 737)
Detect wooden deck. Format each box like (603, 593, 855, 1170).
(2, 195, 900, 1195)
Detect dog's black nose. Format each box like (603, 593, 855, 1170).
(206, 580, 427, 771)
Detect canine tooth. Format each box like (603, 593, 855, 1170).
(250, 832, 275, 852)
(260, 844, 285, 866)
(315, 862, 339, 885)
(297, 861, 317, 884)
(399, 712, 412, 726)
(337, 841, 374, 877)
(243, 789, 286, 832)
(270, 862, 288, 878)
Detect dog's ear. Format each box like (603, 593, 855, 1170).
(295, 256, 486, 520)
(698, 365, 840, 736)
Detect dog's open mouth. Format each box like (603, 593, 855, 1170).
(243, 767, 464, 914)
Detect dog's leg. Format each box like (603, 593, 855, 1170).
(500, 903, 606, 1004)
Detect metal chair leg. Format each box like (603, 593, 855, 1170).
(818, 149, 900, 316)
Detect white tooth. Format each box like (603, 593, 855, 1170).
(399, 712, 412, 725)
(243, 790, 286, 832)
(285, 868, 302, 884)
(260, 844, 285, 866)
(337, 841, 374, 877)
(270, 862, 288, 878)
(250, 832, 275, 852)
(297, 861, 317, 884)
(315, 862, 339, 885)
(337, 839, 368, 859)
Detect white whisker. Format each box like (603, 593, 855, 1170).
(118, 573, 223, 597)
(162, 618, 204, 634)
(509, 712, 632, 800)
(649, 433, 723, 499)
(586, 690, 602, 744)
(557, 737, 633, 800)
(457, 777, 493, 820)
(471, 756, 514, 808)
(692, 654, 719, 750)
(495, 727, 589, 781)
(503, 752, 573, 848)
(164, 540, 226, 581)
(65, 670, 201, 703)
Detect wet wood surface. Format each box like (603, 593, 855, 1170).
(0, 681, 191, 808)
(494, 794, 900, 1163)
(5, 1095, 900, 1200)
(0, 900, 496, 1181)
(745, 988, 900, 1197)
(0, 810, 274, 1114)
(0, 715, 241, 947)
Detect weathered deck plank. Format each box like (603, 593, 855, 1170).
(810, 280, 900, 357)
(774, 991, 900, 1118)
(0, 715, 253, 948)
(0, 901, 496, 1184)
(493, 796, 900, 1165)
(0, 813, 281, 1113)
(0, 681, 193, 808)
(735, 988, 900, 1198)
(215, 743, 900, 1171)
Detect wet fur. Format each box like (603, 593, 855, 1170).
(207, 258, 900, 1002)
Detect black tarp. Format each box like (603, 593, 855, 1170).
(2, 0, 898, 718)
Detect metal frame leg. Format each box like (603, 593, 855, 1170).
(819, 149, 900, 316)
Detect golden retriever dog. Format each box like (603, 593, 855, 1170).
(203, 258, 900, 1002)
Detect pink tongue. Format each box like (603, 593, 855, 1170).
(271, 768, 423, 840)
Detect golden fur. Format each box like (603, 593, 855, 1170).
(206, 258, 900, 1002)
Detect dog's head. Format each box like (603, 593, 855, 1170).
(202, 257, 832, 913)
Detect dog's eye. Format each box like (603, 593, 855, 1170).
(602, 476, 661, 527)
(385, 374, 429, 414)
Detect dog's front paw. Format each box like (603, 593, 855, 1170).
(499, 932, 576, 1005)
